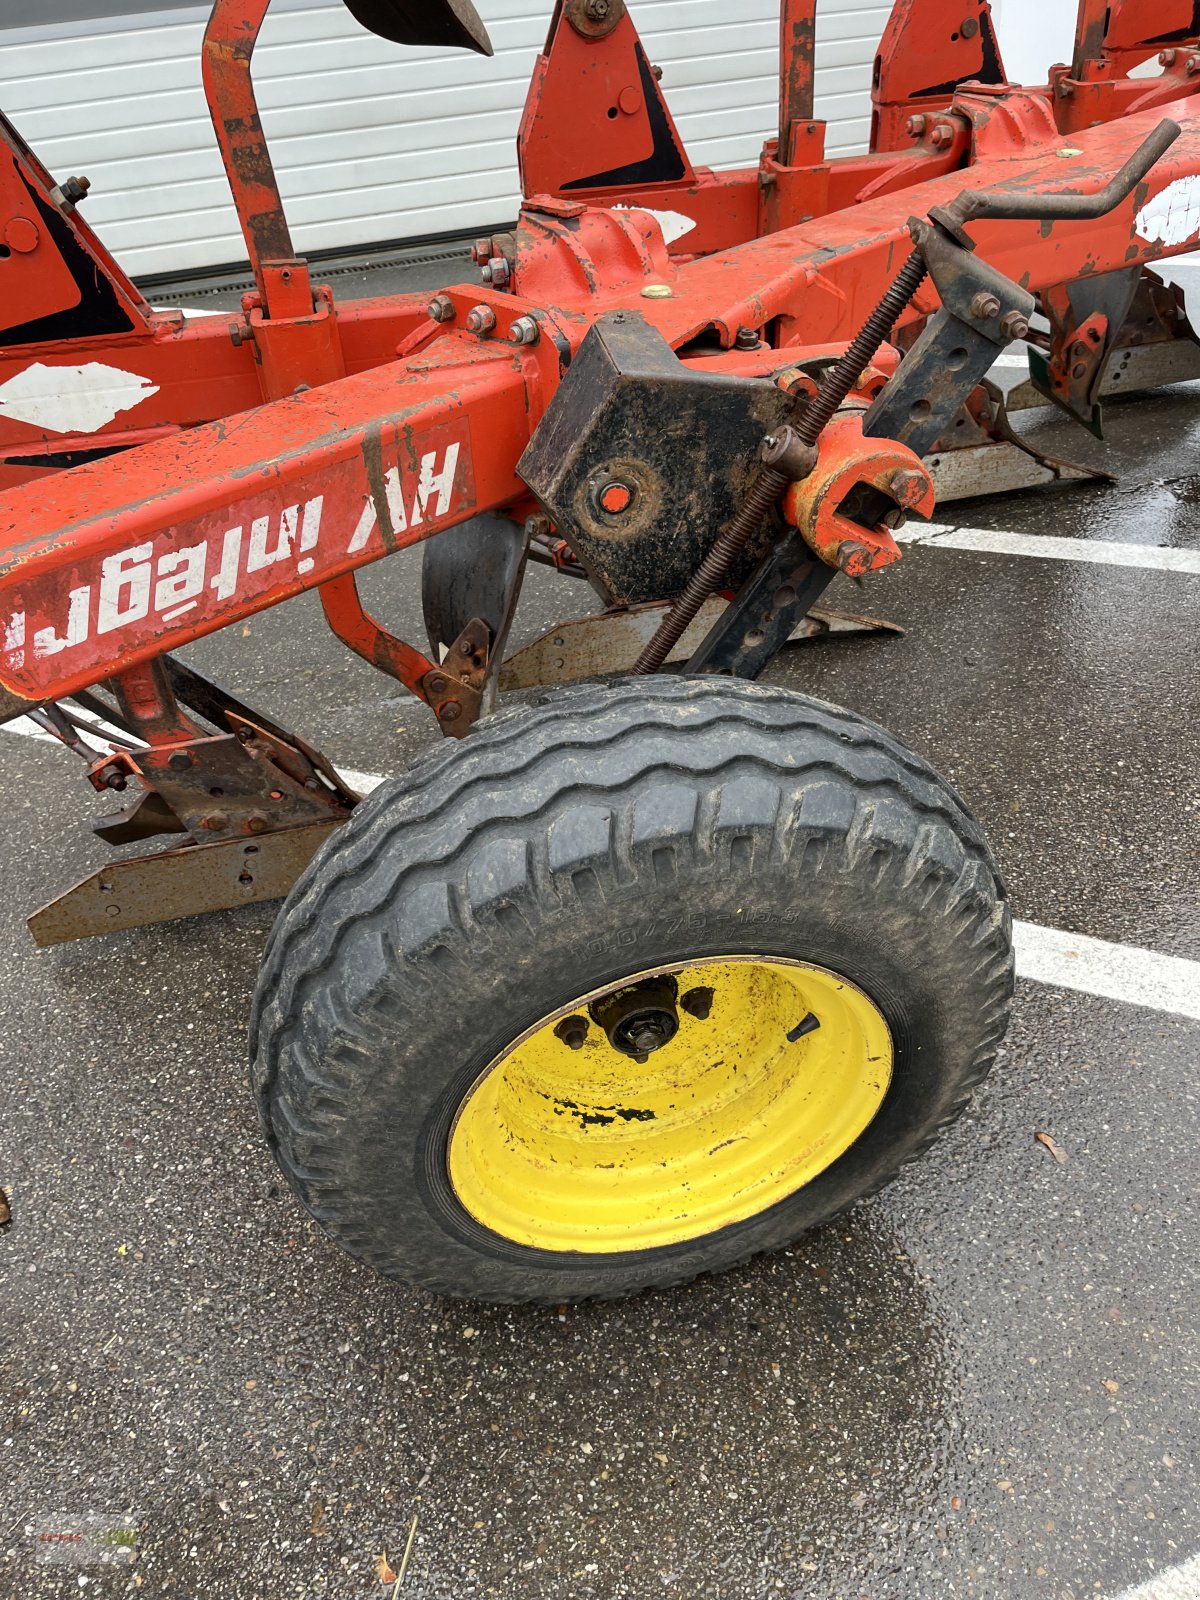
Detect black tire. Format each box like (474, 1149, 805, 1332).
(250, 677, 1012, 1303)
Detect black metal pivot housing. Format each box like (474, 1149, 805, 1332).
(518, 313, 793, 607)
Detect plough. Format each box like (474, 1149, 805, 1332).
(2, 0, 1198, 1299)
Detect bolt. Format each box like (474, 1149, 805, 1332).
(1160, 49, 1177, 67)
(890, 467, 927, 506)
(459, 639, 476, 657)
(525, 512, 552, 538)
(1000, 310, 1030, 340)
(167, 749, 194, 771)
(246, 811, 270, 833)
(836, 540, 873, 576)
(1189, 53, 1200, 75)
(585, 0, 610, 18)
(439, 701, 462, 723)
(598, 480, 634, 514)
(470, 236, 494, 264)
(466, 304, 497, 336)
(555, 1016, 589, 1049)
(930, 122, 955, 150)
(427, 673, 449, 696)
(680, 986, 714, 1020)
(200, 811, 229, 832)
(236, 726, 255, 743)
(629, 1022, 664, 1056)
(428, 294, 455, 323)
(58, 174, 90, 205)
(487, 256, 511, 289)
(652, 63, 664, 81)
(734, 325, 760, 350)
(510, 315, 540, 345)
(969, 291, 1001, 320)
(102, 768, 127, 791)
(906, 114, 926, 138)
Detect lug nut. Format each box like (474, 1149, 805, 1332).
(1000, 310, 1030, 340)
(510, 315, 540, 345)
(680, 986, 714, 1020)
(428, 294, 455, 323)
(906, 114, 926, 138)
(970, 291, 1001, 320)
(555, 1016, 589, 1049)
(466, 304, 497, 336)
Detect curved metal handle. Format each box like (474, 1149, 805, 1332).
(933, 118, 1181, 237)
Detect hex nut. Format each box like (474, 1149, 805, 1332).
(510, 315, 540, 346)
(970, 291, 1001, 320)
(1000, 310, 1030, 340)
(428, 294, 455, 323)
(466, 304, 497, 336)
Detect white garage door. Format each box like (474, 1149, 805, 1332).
(0, 0, 889, 280)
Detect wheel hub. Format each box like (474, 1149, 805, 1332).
(590, 974, 680, 1061)
(447, 954, 894, 1254)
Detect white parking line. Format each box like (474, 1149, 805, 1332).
(900, 523, 1200, 574)
(4, 719, 1197, 1022)
(1013, 921, 1200, 1021)
(1111, 1553, 1200, 1600)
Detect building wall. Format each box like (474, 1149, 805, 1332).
(0, 0, 891, 278)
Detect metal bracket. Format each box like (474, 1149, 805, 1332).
(29, 819, 342, 947)
(684, 541, 836, 678)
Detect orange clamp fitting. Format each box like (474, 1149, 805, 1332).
(781, 411, 935, 576)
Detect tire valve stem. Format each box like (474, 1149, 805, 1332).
(787, 1012, 821, 1043)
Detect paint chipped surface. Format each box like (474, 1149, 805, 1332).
(0, 361, 160, 434)
(614, 205, 697, 244)
(1135, 175, 1200, 248)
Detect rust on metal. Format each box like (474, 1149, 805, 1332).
(28, 819, 344, 947)
(0, 0, 1198, 936)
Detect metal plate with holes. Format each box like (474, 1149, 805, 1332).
(28, 820, 342, 947)
(499, 600, 902, 690)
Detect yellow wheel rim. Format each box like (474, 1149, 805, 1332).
(447, 955, 893, 1253)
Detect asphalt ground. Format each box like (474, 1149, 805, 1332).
(1, 260, 1198, 1600)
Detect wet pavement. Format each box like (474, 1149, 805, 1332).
(1, 259, 1198, 1599)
